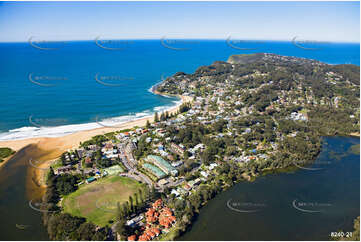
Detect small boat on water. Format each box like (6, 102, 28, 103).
(16, 224, 29, 230)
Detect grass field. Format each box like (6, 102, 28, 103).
(62, 175, 146, 226)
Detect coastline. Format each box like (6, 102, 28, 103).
(176, 135, 360, 241)
(0, 94, 192, 184)
(177, 137, 360, 241)
(5, 72, 358, 241)
(1, 78, 357, 240)
(350, 132, 360, 137)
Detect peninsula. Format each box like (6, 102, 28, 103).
(21, 53, 360, 241)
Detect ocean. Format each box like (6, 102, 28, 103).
(0, 40, 359, 141)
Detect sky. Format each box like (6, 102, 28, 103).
(0, 1, 359, 42)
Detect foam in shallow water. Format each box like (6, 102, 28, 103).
(0, 99, 181, 141)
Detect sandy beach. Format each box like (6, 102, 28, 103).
(0, 95, 193, 176)
(350, 132, 360, 137)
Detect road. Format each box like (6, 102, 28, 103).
(119, 171, 156, 189)
(118, 146, 156, 188)
(120, 153, 134, 171)
(165, 178, 184, 187)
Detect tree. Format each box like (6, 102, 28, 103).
(150, 185, 157, 200)
(146, 120, 151, 129)
(92, 227, 111, 241)
(114, 219, 126, 241)
(201, 188, 210, 201)
(138, 189, 144, 203)
(189, 194, 201, 212)
(129, 196, 134, 213)
(164, 187, 170, 194)
(60, 153, 67, 166)
(160, 112, 165, 121)
(179, 102, 191, 113)
(116, 202, 123, 221)
(47, 213, 85, 240)
(47, 167, 56, 185)
(55, 174, 78, 195)
(134, 193, 139, 207)
(122, 202, 129, 217)
(70, 222, 96, 240)
(154, 112, 159, 122)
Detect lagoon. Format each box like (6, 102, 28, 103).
(179, 136, 360, 241)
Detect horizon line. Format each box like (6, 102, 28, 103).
(0, 38, 360, 44)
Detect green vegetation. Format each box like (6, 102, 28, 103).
(46, 213, 111, 240)
(178, 102, 192, 113)
(55, 173, 79, 195)
(62, 176, 146, 226)
(227, 53, 265, 64)
(79, 134, 108, 148)
(153, 53, 360, 239)
(43, 170, 113, 240)
(154, 111, 159, 122)
(43, 53, 360, 241)
(50, 159, 63, 169)
(0, 147, 15, 163)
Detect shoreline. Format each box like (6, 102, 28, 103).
(176, 135, 360, 241)
(349, 132, 360, 137)
(0, 94, 192, 176)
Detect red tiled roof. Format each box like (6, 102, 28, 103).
(143, 201, 175, 233)
(159, 215, 176, 229)
(127, 235, 137, 241)
(146, 216, 157, 223)
(160, 207, 172, 216)
(146, 230, 155, 238)
(138, 234, 151, 241)
(146, 208, 155, 216)
(151, 227, 160, 235)
(152, 199, 163, 209)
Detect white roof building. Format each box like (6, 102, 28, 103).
(200, 171, 209, 178)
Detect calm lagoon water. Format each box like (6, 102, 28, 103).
(179, 136, 360, 241)
(0, 145, 49, 241)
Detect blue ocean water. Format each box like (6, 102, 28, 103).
(0, 40, 359, 140)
